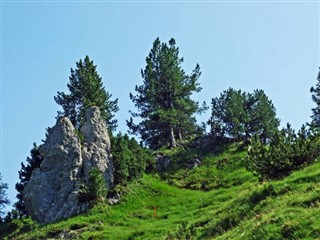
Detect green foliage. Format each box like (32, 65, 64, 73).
(247, 124, 320, 180)
(161, 143, 252, 191)
(54, 55, 119, 131)
(128, 38, 205, 149)
(310, 68, 320, 127)
(15, 143, 44, 218)
(208, 88, 279, 142)
(78, 168, 108, 205)
(2, 147, 320, 240)
(111, 133, 153, 185)
(0, 217, 37, 239)
(166, 222, 195, 240)
(0, 173, 10, 219)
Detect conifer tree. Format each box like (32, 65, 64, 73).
(128, 38, 204, 149)
(247, 124, 320, 180)
(310, 69, 320, 127)
(208, 88, 279, 142)
(54, 56, 119, 131)
(0, 173, 9, 218)
(111, 133, 152, 185)
(15, 143, 43, 217)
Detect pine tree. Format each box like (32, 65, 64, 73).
(208, 88, 279, 142)
(15, 143, 43, 217)
(111, 133, 152, 185)
(0, 173, 10, 218)
(54, 56, 119, 131)
(247, 124, 320, 180)
(310, 69, 320, 127)
(246, 90, 279, 142)
(128, 38, 204, 149)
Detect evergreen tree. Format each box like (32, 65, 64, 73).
(0, 173, 10, 218)
(78, 168, 108, 204)
(246, 90, 279, 142)
(111, 133, 152, 185)
(128, 38, 204, 149)
(208, 88, 279, 142)
(310, 69, 320, 127)
(247, 124, 320, 180)
(15, 143, 43, 217)
(54, 56, 119, 131)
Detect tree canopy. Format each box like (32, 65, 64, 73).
(310, 69, 320, 128)
(208, 88, 279, 142)
(128, 38, 204, 149)
(54, 56, 119, 131)
(15, 143, 43, 217)
(0, 173, 10, 218)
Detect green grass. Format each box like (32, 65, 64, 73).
(1, 143, 320, 239)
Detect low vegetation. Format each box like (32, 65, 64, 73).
(1, 141, 320, 239)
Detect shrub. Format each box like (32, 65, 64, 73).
(78, 168, 108, 204)
(111, 133, 153, 185)
(247, 124, 320, 180)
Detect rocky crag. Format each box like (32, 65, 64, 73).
(23, 106, 113, 224)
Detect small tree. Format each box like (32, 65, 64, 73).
(208, 88, 279, 142)
(310, 69, 320, 127)
(112, 133, 152, 185)
(79, 168, 107, 204)
(15, 143, 43, 217)
(0, 173, 10, 219)
(54, 56, 119, 131)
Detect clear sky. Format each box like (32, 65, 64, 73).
(1, 1, 319, 211)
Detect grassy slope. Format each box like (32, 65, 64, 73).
(2, 143, 320, 239)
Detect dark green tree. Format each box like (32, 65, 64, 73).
(128, 38, 204, 149)
(78, 168, 108, 204)
(54, 56, 119, 131)
(111, 133, 152, 185)
(208, 88, 279, 142)
(15, 143, 43, 217)
(310, 69, 320, 127)
(247, 124, 320, 180)
(245, 90, 280, 142)
(0, 173, 10, 218)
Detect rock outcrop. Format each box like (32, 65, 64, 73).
(23, 107, 113, 224)
(81, 107, 113, 185)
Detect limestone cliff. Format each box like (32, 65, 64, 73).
(23, 106, 113, 224)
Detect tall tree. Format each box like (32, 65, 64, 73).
(0, 173, 10, 218)
(128, 38, 204, 149)
(310, 69, 320, 127)
(15, 143, 43, 217)
(54, 56, 119, 130)
(208, 88, 279, 142)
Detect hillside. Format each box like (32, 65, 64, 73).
(1, 142, 320, 239)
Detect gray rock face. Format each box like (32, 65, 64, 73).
(23, 107, 113, 224)
(81, 107, 113, 187)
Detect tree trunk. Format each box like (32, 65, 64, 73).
(178, 130, 183, 141)
(169, 126, 177, 148)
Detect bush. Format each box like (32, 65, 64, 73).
(111, 133, 153, 185)
(247, 124, 320, 180)
(78, 168, 108, 204)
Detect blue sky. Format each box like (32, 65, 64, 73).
(1, 1, 319, 210)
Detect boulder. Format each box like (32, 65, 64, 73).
(155, 154, 171, 172)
